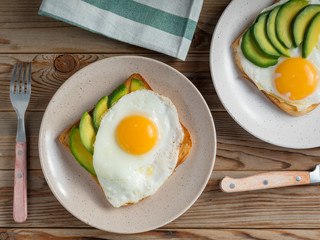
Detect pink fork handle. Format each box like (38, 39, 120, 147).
(13, 142, 27, 223)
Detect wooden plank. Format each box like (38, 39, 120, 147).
(1, 111, 320, 171)
(1, 228, 320, 240)
(0, 0, 230, 54)
(0, 54, 220, 111)
(0, 170, 84, 228)
(0, 111, 41, 170)
(1, 170, 320, 228)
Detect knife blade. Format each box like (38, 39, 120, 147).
(220, 164, 320, 193)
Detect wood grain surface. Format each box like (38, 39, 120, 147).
(1, 0, 320, 239)
(0, 0, 229, 54)
(1, 228, 320, 240)
(0, 170, 320, 229)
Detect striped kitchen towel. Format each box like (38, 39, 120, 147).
(38, 0, 203, 60)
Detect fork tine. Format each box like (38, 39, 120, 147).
(10, 63, 18, 94)
(17, 62, 23, 94)
(21, 63, 27, 93)
(26, 62, 32, 95)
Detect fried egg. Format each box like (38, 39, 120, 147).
(237, 0, 320, 111)
(93, 90, 184, 208)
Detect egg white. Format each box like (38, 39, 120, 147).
(93, 90, 184, 208)
(237, 0, 320, 111)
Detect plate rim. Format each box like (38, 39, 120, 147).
(39, 55, 217, 233)
(209, 0, 320, 149)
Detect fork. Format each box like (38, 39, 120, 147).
(10, 62, 32, 223)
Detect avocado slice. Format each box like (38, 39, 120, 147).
(93, 96, 108, 132)
(69, 126, 96, 176)
(107, 84, 127, 108)
(79, 112, 96, 154)
(130, 78, 146, 92)
(241, 27, 278, 68)
(303, 12, 320, 58)
(253, 11, 281, 58)
(292, 4, 320, 47)
(276, 0, 309, 49)
(267, 5, 291, 57)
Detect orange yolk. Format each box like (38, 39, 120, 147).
(274, 58, 318, 100)
(116, 115, 158, 155)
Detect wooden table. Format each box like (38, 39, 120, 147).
(1, 0, 320, 239)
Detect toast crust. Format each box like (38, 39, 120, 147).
(232, 2, 319, 116)
(58, 73, 192, 205)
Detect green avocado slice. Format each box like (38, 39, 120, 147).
(241, 27, 278, 68)
(267, 5, 291, 57)
(130, 78, 146, 92)
(69, 126, 96, 176)
(292, 4, 320, 47)
(93, 95, 108, 132)
(107, 84, 127, 108)
(253, 11, 281, 58)
(276, 0, 309, 48)
(79, 112, 96, 154)
(303, 12, 320, 58)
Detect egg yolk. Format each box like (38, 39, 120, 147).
(116, 115, 158, 155)
(274, 58, 318, 100)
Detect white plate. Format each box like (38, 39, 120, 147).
(39, 56, 216, 233)
(210, 0, 320, 149)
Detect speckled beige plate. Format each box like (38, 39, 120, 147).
(39, 56, 216, 234)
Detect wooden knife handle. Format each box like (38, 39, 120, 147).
(13, 142, 27, 223)
(220, 171, 310, 193)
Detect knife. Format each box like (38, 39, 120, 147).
(220, 164, 320, 193)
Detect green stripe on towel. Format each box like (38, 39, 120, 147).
(82, 0, 197, 40)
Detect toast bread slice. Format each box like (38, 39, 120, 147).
(232, 0, 319, 116)
(59, 73, 192, 197)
